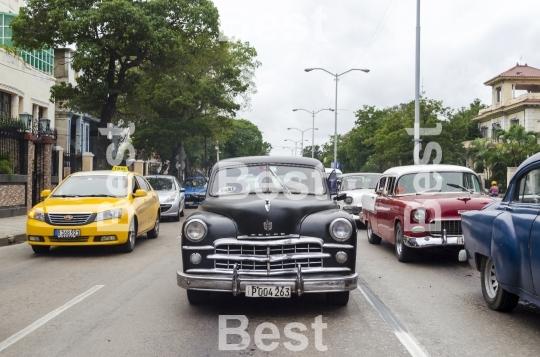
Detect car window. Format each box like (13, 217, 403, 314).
(51, 175, 128, 197)
(341, 175, 380, 190)
(514, 168, 540, 203)
(376, 177, 387, 192)
(395, 172, 482, 194)
(135, 175, 149, 191)
(385, 177, 396, 194)
(146, 177, 174, 191)
(182, 178, 207, 188)
(131, 176, 139, 195)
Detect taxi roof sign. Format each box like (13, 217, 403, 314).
(112, 166, 129, 172)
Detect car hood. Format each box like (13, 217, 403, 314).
(199, 194, 336, 236)
(398, 193, 494, 219)
(36, 197, 128, 213)
(156, 190, 177, 202)
(341, 189, 374, 204)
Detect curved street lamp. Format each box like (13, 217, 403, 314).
(292, 108, 334, 158)
(287, 127, 318, 157)
(284, 139, 307, 157)
(305, 68, 369, 167)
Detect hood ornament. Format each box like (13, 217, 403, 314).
(263, 219, 272, 231)
(265, 199, 270, 212)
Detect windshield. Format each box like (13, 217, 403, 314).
(51, 175, 128, 197)
(182, 178, 207, 188)
(146, 177, 174, 191)
(210, 164, 326, 195)
(341, 175, 380, 190)
(395, 171, 482, 194)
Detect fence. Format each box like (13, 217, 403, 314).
(0, 127, 27, 175)
(64, 152, 82, 174)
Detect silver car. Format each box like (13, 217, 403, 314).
(145, 175, 186, 221)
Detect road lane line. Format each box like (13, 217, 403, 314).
(0, 285, 104, 353)
(358, 283, 430, 357)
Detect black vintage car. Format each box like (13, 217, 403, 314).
(177, 156, 358, 305)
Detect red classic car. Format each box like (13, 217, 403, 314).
(361, 165, 495, 262)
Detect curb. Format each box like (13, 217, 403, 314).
(0, 233, 26, 247)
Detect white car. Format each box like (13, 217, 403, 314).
(337, 173, 381, 225)
(145, 175, 186, 221)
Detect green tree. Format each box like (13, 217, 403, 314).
(220, 119, 270, 159)
(496, 124, 540, 167)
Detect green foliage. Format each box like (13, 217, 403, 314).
(0, 151, 14, 179)
(0, 117, 26, 131)
(220, 119, 269, 159)
(495, 124, 540, 167)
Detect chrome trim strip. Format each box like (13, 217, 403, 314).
(182, 245, 214, 251)
(404, 234, 464, 248)
(214, 237, 323, 247)
(208, 252, 330, 263)
(185, 267, 351, 276)
(237, 234, 301, 240)
(322, 243, 355, 249)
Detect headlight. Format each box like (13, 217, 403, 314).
(344, 196, 353, 204)
(412, 208, 426, 222)
(95, 208, 123, 222)
(163, 193, 178, 203)
(184, 219, 208, 242)
(28, 209, 45, 221)
(329, 218, 353, 242)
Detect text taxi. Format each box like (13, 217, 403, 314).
(26, 166, 161, 253)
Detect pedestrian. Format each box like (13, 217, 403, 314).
(489, 181, 499, 197)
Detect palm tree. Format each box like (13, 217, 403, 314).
(496, 125, 540, 167)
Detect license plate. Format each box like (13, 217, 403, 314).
(185, 202, 193, 205)
(245, 285, 291, 298)
(54, 229, 81, 238)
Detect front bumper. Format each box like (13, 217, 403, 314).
(160, 200, 181, 217)
(177, 269, 358, 296)
(404, 234, 464, 248)
(341, 205, 361, 222)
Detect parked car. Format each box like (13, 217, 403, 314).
(181, 176, 208, 207)
(461, 152, 540, 311)
(145, 175, 185, 221)
(361, 165, 494, 262)
(337, 173, 381, 226)
(177, 156, 357, 305)
(26, 166, 161, 254)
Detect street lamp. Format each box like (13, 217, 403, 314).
(215, 141, 220, 162)
(305, 68, 369, 167)
(277, 146, 294, 156)
(284, 139, 307, 157)
(287, 127, 318, 157)
(292, 108, 334, 158)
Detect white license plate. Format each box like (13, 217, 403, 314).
(54, 229, 81, 238)
(245, 285, 291, 298)
(185, 202, 194, 205)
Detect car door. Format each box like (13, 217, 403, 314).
(130, 175, 147, 232)
(371, 176, 387, 236)
(376, 176, 397, 239)
(175, 177, 185, 207)
(135, 175, 154, 232)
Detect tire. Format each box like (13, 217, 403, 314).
(31, 245, 50, 254)
(326, 291, 350, 305)
(147, 212, 160, 239)
(366, 221, 382, 245)
(120, 219, 137, 253)
(187, 290, 211, 304)
(394, 221, 414, 262)
(173, 208, 180, 222)
(480, 256, 519, 311)
(180, 204, 185, 217)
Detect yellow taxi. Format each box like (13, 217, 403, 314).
(26, 167, 161, 254)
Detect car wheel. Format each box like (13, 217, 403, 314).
(173, 208, 180, 222)
(120, 219, 136, 253)
(366, 221, 382, 245)
(180, 204, 185, 217)
(326, 291, 350, 305)
(187, 290, 211, 304)
(147, 212, 160, 239)
(394, 221, 414, 262)
(480, 256, 519, 311)
(31, 245, 50, 254)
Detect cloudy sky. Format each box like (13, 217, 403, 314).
(212, 0, 540, 158)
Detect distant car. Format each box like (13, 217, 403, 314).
(461, 152, 540, 311)
(145, 175, 185, 221)
(26, 167, 161, 254)
(177, 156, 357, 305)
(181, 176, 208, 207)
(361, 165, 494, 262)
(337, 173, 381, 226)
(325, 168, 342, 177)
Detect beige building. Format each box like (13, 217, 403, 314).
(0, 0, 20, 14)
(474, 63, 540, 137)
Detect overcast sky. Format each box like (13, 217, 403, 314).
(212, 0, 540, 158)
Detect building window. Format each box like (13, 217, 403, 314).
(0, 91, 11, 118)
(85, 123, 90, 152)
(480, 126, 488, 138)
(496, 87, 502, 102)
(510, 118, 520, 126)
(491, 123, 501, 140)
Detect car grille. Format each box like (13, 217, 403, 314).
(160, 204, 172, 212)
(48, 213, 92, 226)
(49, 237, 89, 243)
(343, 206, 362, 215)
(212, 241, 325, 274)
(429, 220, 462, 236)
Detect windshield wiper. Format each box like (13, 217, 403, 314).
(51, 194, 80, 198)
(447, 183, 473, 193)
(268, 169, 291, 194)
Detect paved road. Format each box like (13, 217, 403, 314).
(1, 209, 539, 356)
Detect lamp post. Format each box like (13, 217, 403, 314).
(277, 146, 294, 156)
(292, 108, 334, 158)
(305, 68, 369, 167)
(287, 127, 318, 157)
(284, 139, 307, 157)
(215, 141, 220, 162)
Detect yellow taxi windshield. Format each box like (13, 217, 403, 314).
(51, 175, 128, 198)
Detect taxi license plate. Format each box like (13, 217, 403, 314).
(54, 229, 81, 238)
(245, 286, 291, 298)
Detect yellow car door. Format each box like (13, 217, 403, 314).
(131, 175, 150, 233)
(135, 175, 155, 232)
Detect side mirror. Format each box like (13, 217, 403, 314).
(376, 189, 383, 195)
(134, 189, 148, 198)
(40, 189, 51, 198)
(180, 188, 186, 193)
(334, 193, 347, 201)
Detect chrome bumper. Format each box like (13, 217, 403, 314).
(177, 266, 358, 296)
(404, 234, 464, 248)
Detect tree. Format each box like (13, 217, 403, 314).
(496, 124, 540, 167)
(11, 0, 220, 169)
(220, 119, 270, 159)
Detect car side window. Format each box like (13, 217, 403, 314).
(385, 177, 396, 195)
(132, 177, 140, 195)
(514, 168, 540, 204)
(377, 177, 387, 192)
(135, 175, 149, 191)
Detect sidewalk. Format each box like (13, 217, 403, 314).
(0, 215, 27, 247)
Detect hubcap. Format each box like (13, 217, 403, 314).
(367, 222, 372, 238)
(155, 217, 159, 234)
(484, 258, 498, 298)
(129, 221, 135, 248)
(396, 225, 403, 255)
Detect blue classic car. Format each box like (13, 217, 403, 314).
(461, 152, 540, 311)
(182, 176, 208, 207)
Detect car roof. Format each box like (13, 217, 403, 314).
(215, 156, 323, 169)
(145, 175, 175, 179)
(70, 170, 131, 177)
(340, 173, 381, 177)
(382, 164, 476, 176)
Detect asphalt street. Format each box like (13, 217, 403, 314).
(1, 208, 539, 356)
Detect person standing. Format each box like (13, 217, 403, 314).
(489, 181, 499, 197)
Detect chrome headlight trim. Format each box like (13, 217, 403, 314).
(28, 209, 45, 221)
(95, 208, 123, 222)
(163, 192, 178, 203)
(184, 219, 208, 242)
(412, 208, 426, 222)
(329, 218, 353, 242)
(344, 196, 353, 204)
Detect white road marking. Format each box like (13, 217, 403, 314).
(358, 284, 430, 357)
(0, 285, 104, 353)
